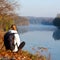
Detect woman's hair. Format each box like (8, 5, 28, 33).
(11, 24, 17, 30)
(11, 24, 16, 28)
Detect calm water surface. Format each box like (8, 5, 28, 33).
(17, 25, 60, 60)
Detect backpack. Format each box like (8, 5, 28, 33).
(4, 32, 15, 50)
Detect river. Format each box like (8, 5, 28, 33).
(17, 24, 60, 60)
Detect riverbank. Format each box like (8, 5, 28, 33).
(0, 31, 46, 60)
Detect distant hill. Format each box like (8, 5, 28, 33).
(15, 16, 54, 26)
(27, 16, 54, 25)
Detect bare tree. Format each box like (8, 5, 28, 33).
(0, 0, 19, 31)
(0, 0, 19, 15)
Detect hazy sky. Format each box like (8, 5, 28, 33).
(16, 0, 60, 17)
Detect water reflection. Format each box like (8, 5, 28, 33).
(53, 29, 60, 40)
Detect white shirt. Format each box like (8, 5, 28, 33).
(8, 30, 21, 52)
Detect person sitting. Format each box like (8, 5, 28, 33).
(4, 24, 25, 52)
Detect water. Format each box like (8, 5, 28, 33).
(17, 24, 60, 60)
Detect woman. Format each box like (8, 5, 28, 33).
(4, 24, 25, 52)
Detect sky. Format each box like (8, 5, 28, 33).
(16, 0, 60, 17)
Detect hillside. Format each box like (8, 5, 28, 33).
(15, 16, 54, 26)
(27, 16, 54, 25)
